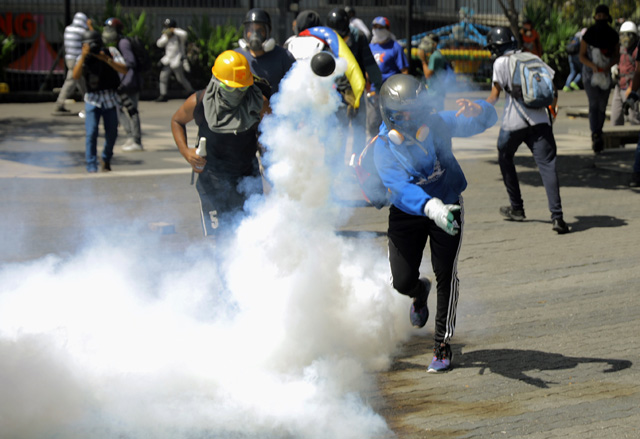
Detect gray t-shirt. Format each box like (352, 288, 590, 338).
(492, 51, 554, 131)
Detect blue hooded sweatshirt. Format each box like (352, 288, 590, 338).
(373, 99, 497, 216)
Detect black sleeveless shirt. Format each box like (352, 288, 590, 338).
(193, 90, 260, 180)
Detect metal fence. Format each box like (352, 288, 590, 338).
(1, 0, 524, 93)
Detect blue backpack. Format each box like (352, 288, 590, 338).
(506, 52, 554, 109)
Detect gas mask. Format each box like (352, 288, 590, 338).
(386, 110, 430, 145)
(102, 27, 118, 46)
(243, 23, 275, 53)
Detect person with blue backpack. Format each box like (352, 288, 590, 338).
(485, 26, 570, 235)
(373, 74, 497, 373)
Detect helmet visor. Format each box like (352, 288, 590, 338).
(244, 23, 268, 41)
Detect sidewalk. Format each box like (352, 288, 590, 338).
(1, 92, 639, 438)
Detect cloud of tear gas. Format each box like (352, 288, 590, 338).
(0, 58, 414, 439)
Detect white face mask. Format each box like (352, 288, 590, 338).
(372, 28, 391, 42)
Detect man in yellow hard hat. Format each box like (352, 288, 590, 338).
(171, 51, 270, 239)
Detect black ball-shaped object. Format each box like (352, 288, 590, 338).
(310, 52, 336, 77)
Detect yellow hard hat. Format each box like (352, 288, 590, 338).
(211, 50, 254, 88)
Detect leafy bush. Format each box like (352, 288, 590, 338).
(187, 16, 242, 89)
(524, 3, 578, 88)
(1, 32, 16, 81)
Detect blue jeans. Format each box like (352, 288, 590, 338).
(85, 102, 118, 171)
(564, 54, 582, 87)
(582, 67, 611, 137)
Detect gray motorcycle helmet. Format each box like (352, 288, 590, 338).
(379, 74, 431, 142)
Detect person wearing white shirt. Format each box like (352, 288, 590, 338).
(155, 18, 193, 102)
(485, 26, 569, 234)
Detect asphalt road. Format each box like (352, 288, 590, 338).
(1, 88, 638, 438)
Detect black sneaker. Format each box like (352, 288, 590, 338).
(101, 161, 111, 172)
(552, 218, 570, 234)
(409, 278, 431, 328)
(499, 205, 525, 221)
(155, 95, 168, 102)
(52, 106, 71, 115)
(592, 132, 604, 154)
(629, 172, 640, 188)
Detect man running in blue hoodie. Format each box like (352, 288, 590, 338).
(373, 74, 497, 372)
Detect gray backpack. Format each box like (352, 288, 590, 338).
(505, 52, 554, 108)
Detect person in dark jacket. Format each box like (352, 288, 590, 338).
(234, 8, 296, 97)
(171, 51, 269, 238)
(73, 29, 128, 172)
(579, 4, 620, 154)
(327, 7, 383, 159)
(103, 17, 145, 152)
(373, 74, 497, 373)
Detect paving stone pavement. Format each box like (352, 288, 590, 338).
(0, 89, 638, 438)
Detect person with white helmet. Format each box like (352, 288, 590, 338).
(621, 24, 640, 187)
(610, 21, 640, 126)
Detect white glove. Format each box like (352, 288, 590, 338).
(611, 64, 619, 80)
(424, 198, 461, 236)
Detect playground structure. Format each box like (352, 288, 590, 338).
(402, 8, 493, 77)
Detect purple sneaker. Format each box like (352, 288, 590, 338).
(410, 301, 429, 328)
(409, 278, 431, 328)
(428, 343, 453, 373)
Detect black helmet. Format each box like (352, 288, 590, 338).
(294, 10, 321, 34)
(326, 8, 350, 37)
(379, 74, 432, 142)
(82, 30, 103, 54)
(344, 6, 356, 18)
(244, 8, 271, 32)
(485, 26, 517, 57)
(163, 18, 177, 28)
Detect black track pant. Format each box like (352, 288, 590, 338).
(497, 124, 563, 220)
(387, 202, 463, 344)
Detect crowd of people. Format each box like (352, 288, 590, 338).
(54, 4, 640, 373)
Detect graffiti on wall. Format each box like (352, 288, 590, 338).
(1, 12, 64, 74)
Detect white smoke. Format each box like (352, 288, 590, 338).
(0, 59, 414, 439)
